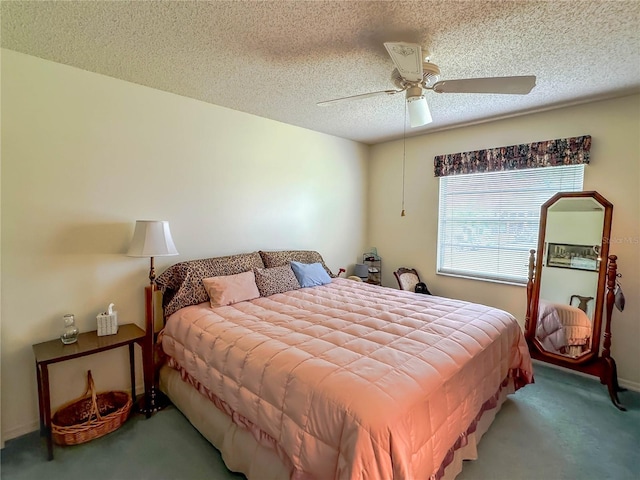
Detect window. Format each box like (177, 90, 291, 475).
(437, 164, 584, 284)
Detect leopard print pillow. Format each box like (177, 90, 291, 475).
(156, 252, 265, 317)
(259, 250, 335, 277)
(253, 265, 301, 297)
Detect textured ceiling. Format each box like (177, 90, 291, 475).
(2, 1, 639, 144)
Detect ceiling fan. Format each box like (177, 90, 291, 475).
(317, 42, 536, 127)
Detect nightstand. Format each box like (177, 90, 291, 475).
(32, 323, 145, 460)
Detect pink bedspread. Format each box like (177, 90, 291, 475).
(161, 278, 532, 479)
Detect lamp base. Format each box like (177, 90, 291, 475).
(137, 386, 171, 418)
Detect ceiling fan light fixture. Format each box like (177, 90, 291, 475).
(406, 93, 432, 127)
(317, 41, 535, 131)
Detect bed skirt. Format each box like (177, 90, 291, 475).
(159, 364, 515, 480)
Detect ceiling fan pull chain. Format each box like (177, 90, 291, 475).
(401, 104, 407, 217)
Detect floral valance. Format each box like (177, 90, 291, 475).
(433, 135, 591, 177)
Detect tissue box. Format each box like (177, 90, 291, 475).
(96, 312, 118, 336)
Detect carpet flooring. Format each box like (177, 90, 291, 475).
(2, 363, 639, 480)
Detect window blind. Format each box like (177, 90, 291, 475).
(437, 164, 585, 284)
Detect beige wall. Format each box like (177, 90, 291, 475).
(0, 50, 369, 442)
(369, 94, 640, 389)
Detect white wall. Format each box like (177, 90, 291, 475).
(369, 94, 640, 388)
(0, 49, 369, 443)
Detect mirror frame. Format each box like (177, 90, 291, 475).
(525, 191, 613, 366)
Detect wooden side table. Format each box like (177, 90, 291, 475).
(32, 323, 145, 460)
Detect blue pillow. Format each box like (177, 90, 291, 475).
(290, 261, 332, 288)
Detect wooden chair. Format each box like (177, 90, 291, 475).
(570, 294, 594, 314)
(393, 268, 431, 295)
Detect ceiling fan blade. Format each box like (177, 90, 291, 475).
(383, 42, 423, 83)
(431, 75, 536, 94)
(317, 89, 403, 106)
(406, 95, 432, 127)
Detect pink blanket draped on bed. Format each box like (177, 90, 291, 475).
(161, 278, 533, 480)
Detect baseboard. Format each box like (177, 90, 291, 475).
(1, 419, 39, 445)
(533, 359, 640, 392)
(618, 378, 640, 393)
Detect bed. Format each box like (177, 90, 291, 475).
(155, 250, 533, 480)
(535, 299, 592, 356)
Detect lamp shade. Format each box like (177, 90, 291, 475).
(127, 220, 179, 257)
(354, 263, 369, 279)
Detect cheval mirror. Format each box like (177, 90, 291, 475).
(525, 191, 626, 410)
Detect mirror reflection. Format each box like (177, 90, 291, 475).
(525, 191, 624, 409)
(534, 197, 605, 358)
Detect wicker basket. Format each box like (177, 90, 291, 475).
(51, 370, 132, 446)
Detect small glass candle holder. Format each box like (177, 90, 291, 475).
(60, 314, 79, 344)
